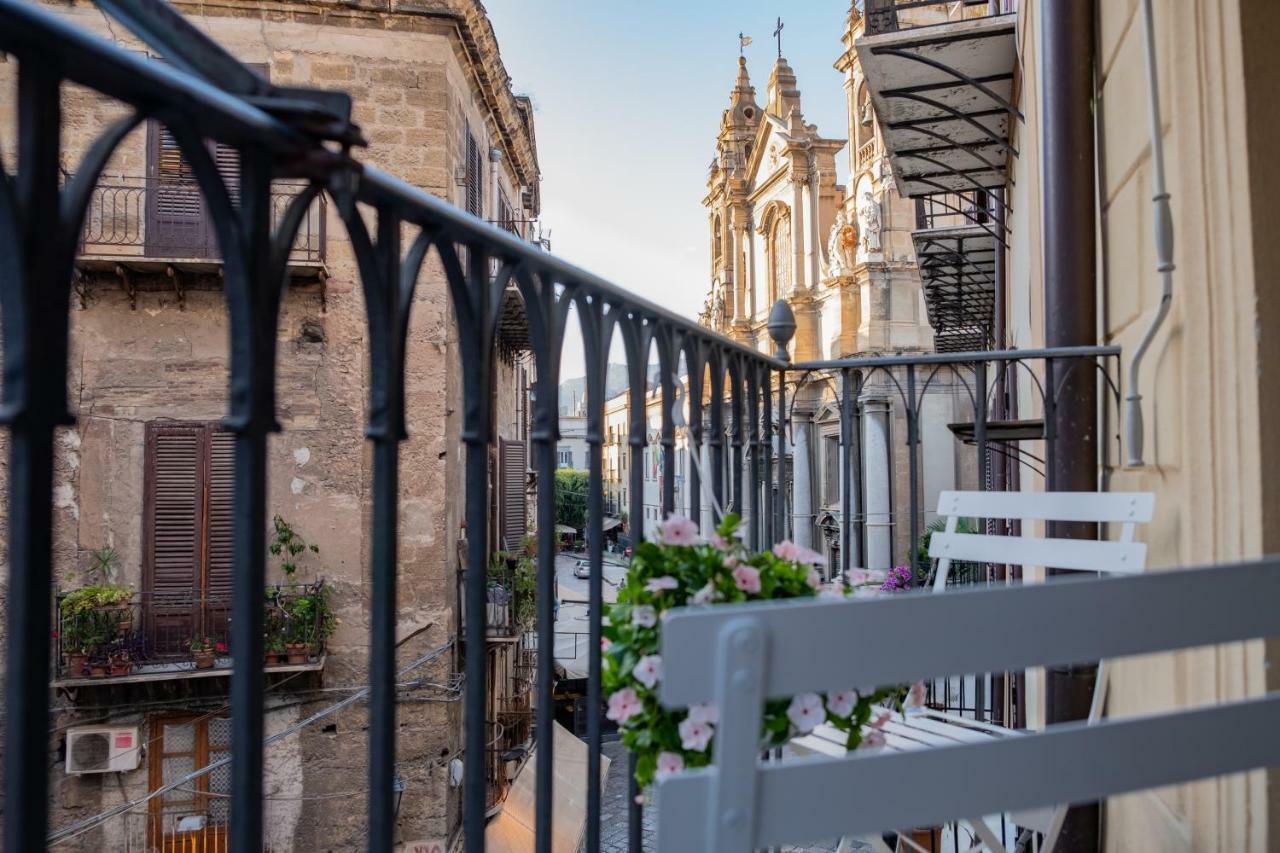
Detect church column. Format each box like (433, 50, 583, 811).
(791, 409, 814, 549)
(860, 395, 892, 570)
(807, 152, 822, 289)
(731, 207, 746, 322)
(746, 215, 758, 319)
(792, 174, 807, 292)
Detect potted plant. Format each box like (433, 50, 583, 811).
(189, 636, 217, 670)
(265, 635, 287, 666)
(602, 513, 921, 790)
(282, 581, 336, 662)
(87, 648, 109, 678)
(107, 641, 133, 677)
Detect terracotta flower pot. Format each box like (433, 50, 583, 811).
(284, 642, 308, 665)
(192, 649, 216, 670)
(116, 619, 132, 637)
(266, 651, 285, 666)
(89, 664, 108, 678)
(66, 653, 89, 676)
(109, 660, 132, 677)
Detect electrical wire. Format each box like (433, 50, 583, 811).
(47, 639, 455, 846)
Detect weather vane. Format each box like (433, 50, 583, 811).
(773, 17, 784, 58)
(739, 31, 752, 56)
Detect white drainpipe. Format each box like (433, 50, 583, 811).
(1125, 0, 1174, 467)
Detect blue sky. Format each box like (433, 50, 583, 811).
(484, 1, 856, 377)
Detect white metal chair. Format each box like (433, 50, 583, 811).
(793, 489, 1155, 853)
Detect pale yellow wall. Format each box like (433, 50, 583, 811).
(1011, 1, 1269, 850)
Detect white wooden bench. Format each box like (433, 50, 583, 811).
(790, 490, 1154, 852)
(653, 509, 1280, 851)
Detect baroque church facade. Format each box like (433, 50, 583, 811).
(698, 5, 973, 572)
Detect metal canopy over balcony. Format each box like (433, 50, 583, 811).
(856, 5, 1018, 199)
(914, 224, 996, 351)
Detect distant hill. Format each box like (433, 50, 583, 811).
(558, 364, 630, 415)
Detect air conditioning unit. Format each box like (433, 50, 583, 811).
(65, 726, 141, 775)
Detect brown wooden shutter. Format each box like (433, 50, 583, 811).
(145, 423, 204, 649)
(499, 438, 527, 551)
(205, 430, 236, 601)
(466, 127, 483, 217)
(146, 123, 207, 258)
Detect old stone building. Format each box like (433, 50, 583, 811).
(0, 0, 539, 849)
(695, 10, 973, 572)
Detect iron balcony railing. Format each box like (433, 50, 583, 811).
(53, 582, 331, 683)
(863, 0, 1001, 36)
(76, 175, 326, 264)
(2, 3, 1118, 852)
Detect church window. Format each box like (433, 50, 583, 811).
(712, 214, 723, 265)
(769, 210, 792, 301)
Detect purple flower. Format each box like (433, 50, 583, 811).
(879, 565, 913, 592)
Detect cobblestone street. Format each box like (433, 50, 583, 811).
(596, 741, 872, 853)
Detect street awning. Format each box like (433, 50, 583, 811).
(601, 517, 622, 532)
(484, 722, 610, 853)
(554, 524, 577, 535)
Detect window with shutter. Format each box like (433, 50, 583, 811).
(148, 715, 231, 848)
(465, 126, 483, 217)
(144, 422, 236, 653)
(499, 438, 527, 551)
(144, 63, 262, 258)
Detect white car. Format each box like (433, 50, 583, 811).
(573, 559, 591, 579)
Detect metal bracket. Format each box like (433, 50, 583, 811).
(165, 264, 185, 311)
(114, 263, 136, 310)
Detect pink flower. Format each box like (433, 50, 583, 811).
(632, 654, 663, 689)
(688, 702, 719, 724)
(606, 688, 643, 724)
(786, 692, 827, 733)
(646, 576, 679, 594)
(601, 637, 612, 652)
(905, 681, 926, 711)
(654, 751, 685, 782)
(631, 605, 657, 628)
(659, 515, 701, 546)
(723, 554, 739, 568)
(870, 711, 892, 729)
(806, 569, 822, 590)
(678, 717, 714, 752)
(688, 582, 716, 606)
(772, 540, 826, 565)
(709, 533, 730, 550)
(826, 689, 859, 718)
(732, 565, 761, 594)
(858, 730, 886, 750)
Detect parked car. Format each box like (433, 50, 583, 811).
(573, 559, 591, 579)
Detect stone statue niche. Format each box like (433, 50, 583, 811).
(856, 190, 882, 261)
(824, 208, 858, 280)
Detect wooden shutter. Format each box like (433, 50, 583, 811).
(204, 430, 236, 601)
(499, 438, 527, 551)
(145, 424, 204, 649)
(146, 123, 207, 258)
(466, 127, 483, 217)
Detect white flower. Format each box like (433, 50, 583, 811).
(646, 575, 679, 594)
(688, 702, 719, 724)
(688, 582, 716, 606)
(678, 717, 714, 752)
(654, 751, 685, 782)
(905, 681, 926, 711)
(786, 692, 827, 733)
(658, 515, 701, 546)
(631, 605, 657, 628)
(632, 654, 663, 689)
(819, 587, 846, 600)
(606, 688, 643, 724)
(826, 689, 859, 718)
(806, 569, 822, 590)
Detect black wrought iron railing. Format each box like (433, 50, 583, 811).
(2, 2, 1119, 852)
(863, 0, 1001, 36)
(76, 176, 326, 264)
(915, 189, 992, 231)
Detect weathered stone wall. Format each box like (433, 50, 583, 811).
(0, 0, 538, 848)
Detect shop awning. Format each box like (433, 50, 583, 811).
(485, 722, 611, 853)
(601, 517, 622, 532)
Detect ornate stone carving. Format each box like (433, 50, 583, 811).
(857, 190, 881, 259)
(824, 208, 858, 278)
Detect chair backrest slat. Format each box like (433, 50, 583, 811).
(935, 490, 1154, 524)
(929, 532, 1146, 574)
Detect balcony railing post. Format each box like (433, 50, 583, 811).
(840, 369, 855, 584)
(579, 295, 606, 852)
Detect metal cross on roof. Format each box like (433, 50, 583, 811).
(773, 17, 784, 58)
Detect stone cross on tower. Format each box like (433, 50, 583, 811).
(773, 17, 784, 58)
